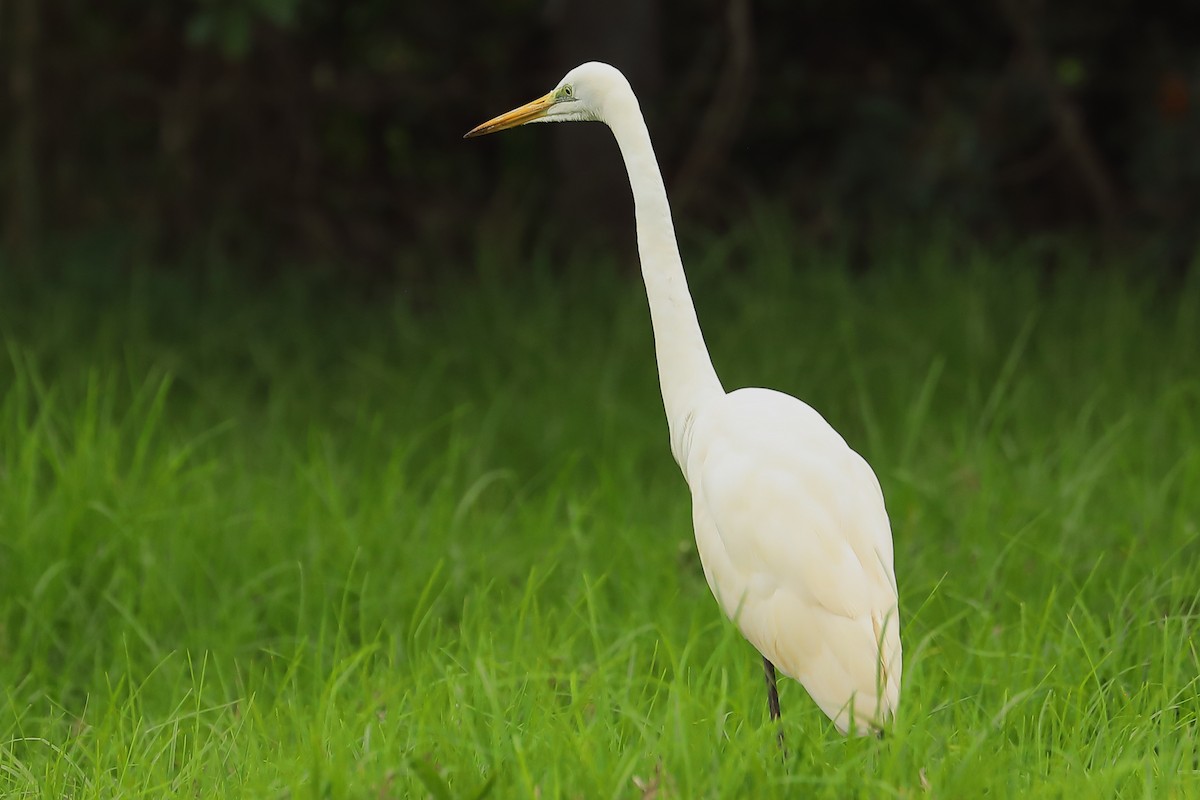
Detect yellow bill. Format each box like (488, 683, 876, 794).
(464, 91, 556, 138)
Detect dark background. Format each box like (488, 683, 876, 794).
(3, 0, 1198, 278)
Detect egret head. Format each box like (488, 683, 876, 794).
(464, 62, 629, 138)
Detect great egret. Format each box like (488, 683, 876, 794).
(466, 62, 901, 737)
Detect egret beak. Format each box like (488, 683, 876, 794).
(464, 91, 556, 138)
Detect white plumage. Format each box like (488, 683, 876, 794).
(685, 388, 901, 732)
(467, 62, 902, 736)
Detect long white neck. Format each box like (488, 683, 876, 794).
(602, 90, 725, 467)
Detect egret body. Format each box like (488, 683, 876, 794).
(467, 62, 901, 736)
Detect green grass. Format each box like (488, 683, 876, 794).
(2, 227, 1199, 797)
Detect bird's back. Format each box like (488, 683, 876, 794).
(681, 387, 902, 734)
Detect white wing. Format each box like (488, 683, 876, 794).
(682, 387, 902, 734)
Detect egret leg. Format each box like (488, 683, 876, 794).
(763, 657, 786, 752)
(763, 657, 781, 720)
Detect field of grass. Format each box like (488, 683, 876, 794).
(2, 227, 1198, 797)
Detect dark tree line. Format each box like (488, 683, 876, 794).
(2, 0, 1198, 275)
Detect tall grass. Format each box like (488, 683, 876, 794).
(1, 228, 1198, 797)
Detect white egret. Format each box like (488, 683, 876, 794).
(466, 62, 901, 737)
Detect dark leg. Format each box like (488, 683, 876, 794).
(763, 657, 786, 752)
(763, 657, 781, 720)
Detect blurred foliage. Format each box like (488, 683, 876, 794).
(185, 0, 299, 59)
(2, 0, 1198, 274)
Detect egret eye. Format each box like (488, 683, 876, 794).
(562, 85, 574, 99)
